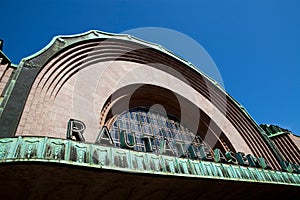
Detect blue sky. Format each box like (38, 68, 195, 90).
(1, 0, 300, 135)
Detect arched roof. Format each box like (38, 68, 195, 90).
(0, 30, 282, 169)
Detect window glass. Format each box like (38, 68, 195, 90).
(109, 107, 210, 158)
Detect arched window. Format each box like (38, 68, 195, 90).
(109, 106, 214, 159)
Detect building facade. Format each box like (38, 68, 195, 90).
(0, 31, 299, 199)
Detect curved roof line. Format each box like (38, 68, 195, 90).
(22, 30, 215, 83)
(20, 30, 266, 136)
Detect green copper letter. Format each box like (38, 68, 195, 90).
(142, 135, 154, 152)
(95, 126, 114, 146)
(120, 130, 136, 149)
(214, 149, 227, 163)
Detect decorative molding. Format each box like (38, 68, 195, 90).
(0, 136, 299, 186)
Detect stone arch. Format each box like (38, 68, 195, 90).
(10, 31, 280, 168)
(100, 83, 236, 152)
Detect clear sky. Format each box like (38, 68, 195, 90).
(1, 0, 300, 135)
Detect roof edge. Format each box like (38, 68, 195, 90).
(19, 30, 268, 140)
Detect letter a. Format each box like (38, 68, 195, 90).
(95, 126, 114, 146)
